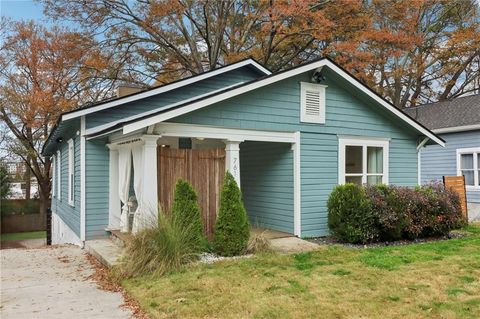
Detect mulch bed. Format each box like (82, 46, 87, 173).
(306, 231, 466, 249)
(85, 253, 150, 319)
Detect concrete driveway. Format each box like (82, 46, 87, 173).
(1, 246, 133, 319)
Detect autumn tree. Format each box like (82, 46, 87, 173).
(0, 20, 125, 218)
(42, 0, 479, 107)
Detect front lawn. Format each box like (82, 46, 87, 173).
(122, 225, 480, 318)
(1, 231, 46, 241)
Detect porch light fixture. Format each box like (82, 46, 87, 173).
(311, 67, 326, 83)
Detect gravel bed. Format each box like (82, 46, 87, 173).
(306, 231, 466, 249)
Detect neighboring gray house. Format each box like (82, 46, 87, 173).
(42, 57, 444, 246)
(405, 94, 480, 221)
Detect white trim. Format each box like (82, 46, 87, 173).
(121, 59, 444, 147)
(434, 124, 480, 134)
(57, 149, 61, 201)
(51, 212, 82, 246)
(80, 116, 86, 241)
(155, 122, 296, 143)
(456, 147, 480, 191)
(85, 82, 245, 136)
(300, 82, 327, 124)
(108, 149, 121, 229)
(52, 155, 56, 198)
(67, 139, 74, 206)
(417, 137, 429, 185)
(338, 136, 390, 185)
(292, 131, 301, 237)
(62, 59, 270, 121)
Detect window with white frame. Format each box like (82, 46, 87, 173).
(68, 139, 74, 206)
(57, 150, 61, 200)
(52, 155, 55, 198)
(457, 148, 480, 189)
(300, 82, 327, 124)
(339, 137, 389, 185)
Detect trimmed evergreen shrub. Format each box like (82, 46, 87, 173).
(327, 183, 378, 244)
(171, 179, 206, 246)
(213, 172, 250, 256)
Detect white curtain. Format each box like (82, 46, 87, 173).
(131, 144, 145, 234)
(118, 148, 132, 233)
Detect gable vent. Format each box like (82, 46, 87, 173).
(300, 82, 327, 124)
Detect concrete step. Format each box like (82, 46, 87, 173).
(84, 239, 123, 268)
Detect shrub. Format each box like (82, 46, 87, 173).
(213, 172, 250, 256)
(327, 183, 378, 244)
(171, 179, 206, 246)
(118, 212, 204, 278)
(328, 183, 464, 244)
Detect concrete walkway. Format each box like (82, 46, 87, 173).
(0, 246, 133, 319)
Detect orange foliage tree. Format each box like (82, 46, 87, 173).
(0, 20, 125, 216)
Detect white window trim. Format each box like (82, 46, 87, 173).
(68, 139, 75, 206)
(338, 136, 390, 185)
(300, 82, 327, 124)
(57, 150, 61, 201)
(52, 155, 56, 198)
(456, 147, 480, 191)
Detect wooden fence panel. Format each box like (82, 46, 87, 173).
(443, 175, 468, 220)
(157, 147, 225, 237)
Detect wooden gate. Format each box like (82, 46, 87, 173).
(157, 147, 226, 237)
(443, 175, 468, 221)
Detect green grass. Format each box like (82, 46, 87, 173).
(121, 224, 480, 319)
(1, 231, 46, 241)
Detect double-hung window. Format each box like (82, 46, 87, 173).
(57, 150, 61, 200)
(68, 139, 75, 206)
(457, 148, 480, 190)
(339, 137, 389, 185)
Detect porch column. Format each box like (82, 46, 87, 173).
(141, 135, 159, 222)
(108, 148, 121, 229)
(224, 140, 241, 186)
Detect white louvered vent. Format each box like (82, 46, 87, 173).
(300, 82, 326, 124)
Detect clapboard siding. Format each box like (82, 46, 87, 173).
(240, 142, 294, 233)
(172, 71, 420, 237)
(421, 130, 480, 204)
(85, 138, 110, 239)
(86, 67, 261, 129)
(51, 129, 81, 237)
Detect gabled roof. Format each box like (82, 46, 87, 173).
(404, 94, 480, 133)
(61, 57, 271, 121)
(86, 57, 445, 147)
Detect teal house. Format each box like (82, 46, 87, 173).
(42, 58, 444, 246)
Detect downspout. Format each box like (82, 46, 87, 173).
(416, 137, 429, 185)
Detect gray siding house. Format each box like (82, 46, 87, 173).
(405, 94, 480, 221)
(42, 58, 443, 246)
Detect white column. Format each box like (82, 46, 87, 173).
(108, 148, 121, 229)
(225, 140, 241, 186)
(141, 135, 158, 222)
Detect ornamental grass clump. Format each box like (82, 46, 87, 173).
(213, 172, 250, 256)
(119, 212, 204, 278)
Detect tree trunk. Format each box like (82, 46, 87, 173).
(38, 181, 50, 230)
(25, 158, 31, 200)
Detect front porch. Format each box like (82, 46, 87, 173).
(103, 123, 301, 237)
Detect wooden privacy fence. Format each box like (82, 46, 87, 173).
(157, 147, 226, 237)
(443, 175, 468, 220)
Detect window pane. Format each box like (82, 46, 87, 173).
(462, 170, 474, 186)
(367, 175, 383, 185)
(461, 154, 473, 169)
(367, 147, 383, 174)
(345, 146, 362, 174)
(345, 175, 362, 185)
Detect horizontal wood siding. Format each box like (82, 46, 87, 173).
(421, 130, 480, 204)
(85, 138, 110, 239)
(51, 128, 81, 237)
(173, 71, 420, 237)
(240, 142, 294, 233)
(86, 67, 261, 129)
